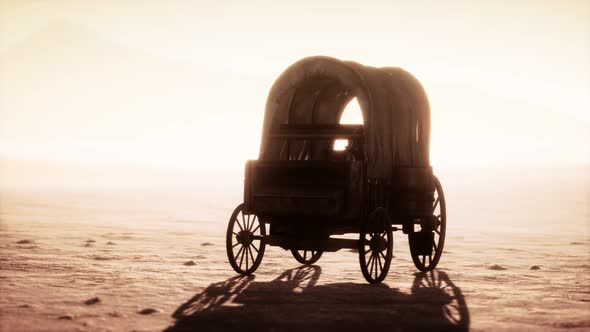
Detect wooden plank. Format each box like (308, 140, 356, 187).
(270, 124, 364, 140)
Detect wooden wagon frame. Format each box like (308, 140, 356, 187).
(226, 56, 446, 284)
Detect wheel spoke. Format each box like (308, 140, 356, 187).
(239, 245, 246, 268)
(232, 242, 240, 248)
(240, 213, 247, 231)
(373, 253, 379, 279)
(246, 215, 252, 231)
(251, 224, 260, 234)
(244, 214, 249, 231)
(376, 252, 383, 273)
(368, 254, 375, 274)
(235, 245, 244, 265)
(251, 216, 257, 231)
(248, 245, 255, 267)
(373, 253, 378, 278)
(251, 244, 259, 254)
(432, 197, 440, 213)
(303, 250, 308, 260)
(235, 218, 244, 232)
(245, 245, 249, 270)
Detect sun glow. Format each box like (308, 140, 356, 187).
(1, 0, 589, 172)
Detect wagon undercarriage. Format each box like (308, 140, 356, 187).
(226, 176, 446, 283)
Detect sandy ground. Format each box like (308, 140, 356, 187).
(1, 167, 589, 331)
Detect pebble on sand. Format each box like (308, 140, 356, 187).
(106, 241, 116, 245)
(530, 265, 541, 270)
(488, 264, 507, 270)
(201, 242, 214, 246)
(58, 315, 73, 320)
(85, 239, 96, 243)
(184, 260, 196, 266)
(84, 297, 101, 305)
(16, 240, 33, 244)
(137, 308, 161, 315)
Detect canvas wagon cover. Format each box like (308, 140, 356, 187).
(259, 56, 431, 178)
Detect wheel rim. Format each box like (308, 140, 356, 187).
(359, 207, 393, 284)
(226, 204, 265, 275)
(410, 176, 446, 271)
(291, 249, 323, 265)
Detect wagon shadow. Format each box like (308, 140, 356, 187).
(165, 267, 469, 332)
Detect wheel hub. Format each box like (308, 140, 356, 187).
(236, 230, 253, 246)
(369, 235, 387, 252)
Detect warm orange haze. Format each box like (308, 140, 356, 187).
(1, 1, 589, 331)
(1, 0, 589, 172)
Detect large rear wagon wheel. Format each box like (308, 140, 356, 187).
(226, 204, 266, 275)
(409, 176, 446, 271)
(359, 207, 393, 284)
(291, 249, 323, 265)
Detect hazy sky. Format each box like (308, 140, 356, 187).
(1, 0, 589, 169)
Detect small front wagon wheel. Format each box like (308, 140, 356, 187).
(291, 249, 323, 265)
(359, 207, 393, 284)
(226, 204, 266, 275)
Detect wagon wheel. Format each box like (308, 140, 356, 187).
(359, 207, 393, 284)
(409, 176, 446, 271)
(291, 249, 323, 265)
(226, 203, 266, 275)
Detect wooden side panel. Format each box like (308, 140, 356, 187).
(366, 167, 435, 220)
(243, 160, 254, 214)
(248, 160, 350, 217)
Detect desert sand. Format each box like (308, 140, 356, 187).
(1, 166, 589, 331)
